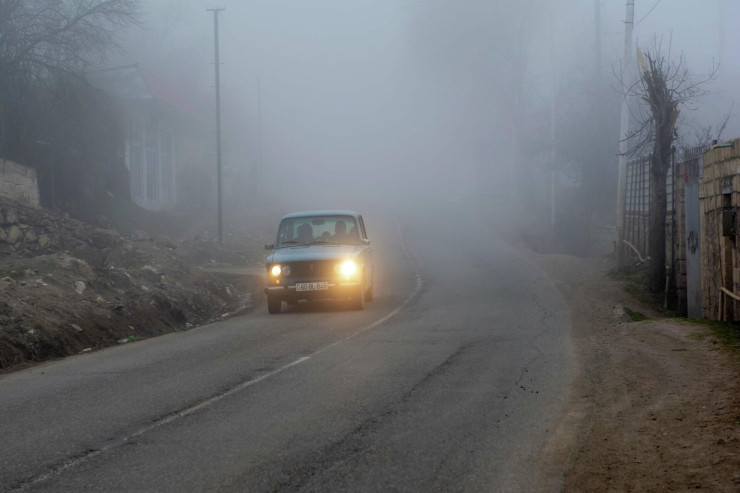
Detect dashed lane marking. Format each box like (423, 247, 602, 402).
(14, 218, 422, 490)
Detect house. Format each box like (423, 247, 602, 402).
(91, 65, 213, 212)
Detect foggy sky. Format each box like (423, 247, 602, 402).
(115, 0, 740, 207)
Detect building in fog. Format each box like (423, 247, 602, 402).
(90, 65, 213, 212)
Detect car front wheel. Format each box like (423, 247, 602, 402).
(267, 295, 282, 314)
(365, 282, 374, 302)
(351, 283, 365, 310)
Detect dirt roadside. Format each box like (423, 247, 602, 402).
(527, 250, 740, 491)
(3, 196, 738, 489)
(0, 198, 273, 371)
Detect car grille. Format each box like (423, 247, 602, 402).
(286, 260, 336, 278)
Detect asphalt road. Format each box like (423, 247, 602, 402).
(0, 199, 573, 492)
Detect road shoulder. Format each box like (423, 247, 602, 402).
(523, 250, 740, 491)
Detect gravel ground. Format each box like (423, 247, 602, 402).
(526, 250, 740, 492)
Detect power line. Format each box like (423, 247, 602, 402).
(634, 0, 664, 27)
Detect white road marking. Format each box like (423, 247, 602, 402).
(17, 218, 422, 489)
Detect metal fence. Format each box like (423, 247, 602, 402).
(623, 154, 675, 263)
(623, 147, 706, 264)
(624, 155, 651, 260)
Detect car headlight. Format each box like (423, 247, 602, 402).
(339, 260, 357, 276)
(271, 265, 282, 276)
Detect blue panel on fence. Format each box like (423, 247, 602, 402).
(685, 182, 701, 318)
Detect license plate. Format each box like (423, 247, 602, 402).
(295, 282, 329, 292)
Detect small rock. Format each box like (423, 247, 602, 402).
(4, 209, 18, 224)
(154, 236, 176, 249)
(74, 280, 86, 294)
(88, 230, 119, 249)
(81, 348, 92, 353)
(70, 324, 83, 332)
(6, 225, 22, 244)
(131, 229, 150, 241)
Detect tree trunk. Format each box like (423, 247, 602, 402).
(649, 152, 667, 292)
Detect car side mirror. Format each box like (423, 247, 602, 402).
(265, 243, 275, 250)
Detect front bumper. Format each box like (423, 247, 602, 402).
(264, 281, 361, 301)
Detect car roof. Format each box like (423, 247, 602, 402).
(280, 210, 360, 220)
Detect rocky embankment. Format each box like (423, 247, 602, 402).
(0, 198, 266, 371)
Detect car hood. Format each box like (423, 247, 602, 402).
(267, 244, 363, 263)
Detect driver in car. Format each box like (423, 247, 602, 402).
(297, 223, 314, 244)
(332, 221, 349, 242)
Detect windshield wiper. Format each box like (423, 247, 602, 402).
(308, 240, 341, 245)
(278, 240, 307, 247)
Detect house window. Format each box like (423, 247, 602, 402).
(145, 120, 159, 201)
(128, 120, 144, 198)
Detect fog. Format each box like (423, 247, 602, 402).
(114, 0, 740, 213)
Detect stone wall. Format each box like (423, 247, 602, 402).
(0, 198, 120, 256)
(0, 159, 40, 208)
(699, 138, 740, 321)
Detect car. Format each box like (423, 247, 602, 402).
(264, 210, 375, 314)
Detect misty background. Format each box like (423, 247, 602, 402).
(112, 0, 739, 205)
(3, 0, 739, 236)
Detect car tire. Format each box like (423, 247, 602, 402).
(351, 281, 365, 310)
(365, 282, 374, 302)
(267, 295, 282, 314)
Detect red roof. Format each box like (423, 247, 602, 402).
(139, 67, 201, 120)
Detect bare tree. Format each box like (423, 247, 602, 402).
(0, 0, 140, 157)
(680, 105, 734, 151)
(0, 0, 140, 77)
(623, 40, 714, 292)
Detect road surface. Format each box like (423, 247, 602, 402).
(0, 199, 573, 491)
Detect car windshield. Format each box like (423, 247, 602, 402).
(276, 216, 360, 247)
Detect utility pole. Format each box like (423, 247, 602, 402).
(550, 1, 557, 230)
(257, 74, 263, 203)
(616, 0, 634, 268)
(594, 0, 602, 81)
(208, 7, 225, 244)
(718, 0, 726, 74)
